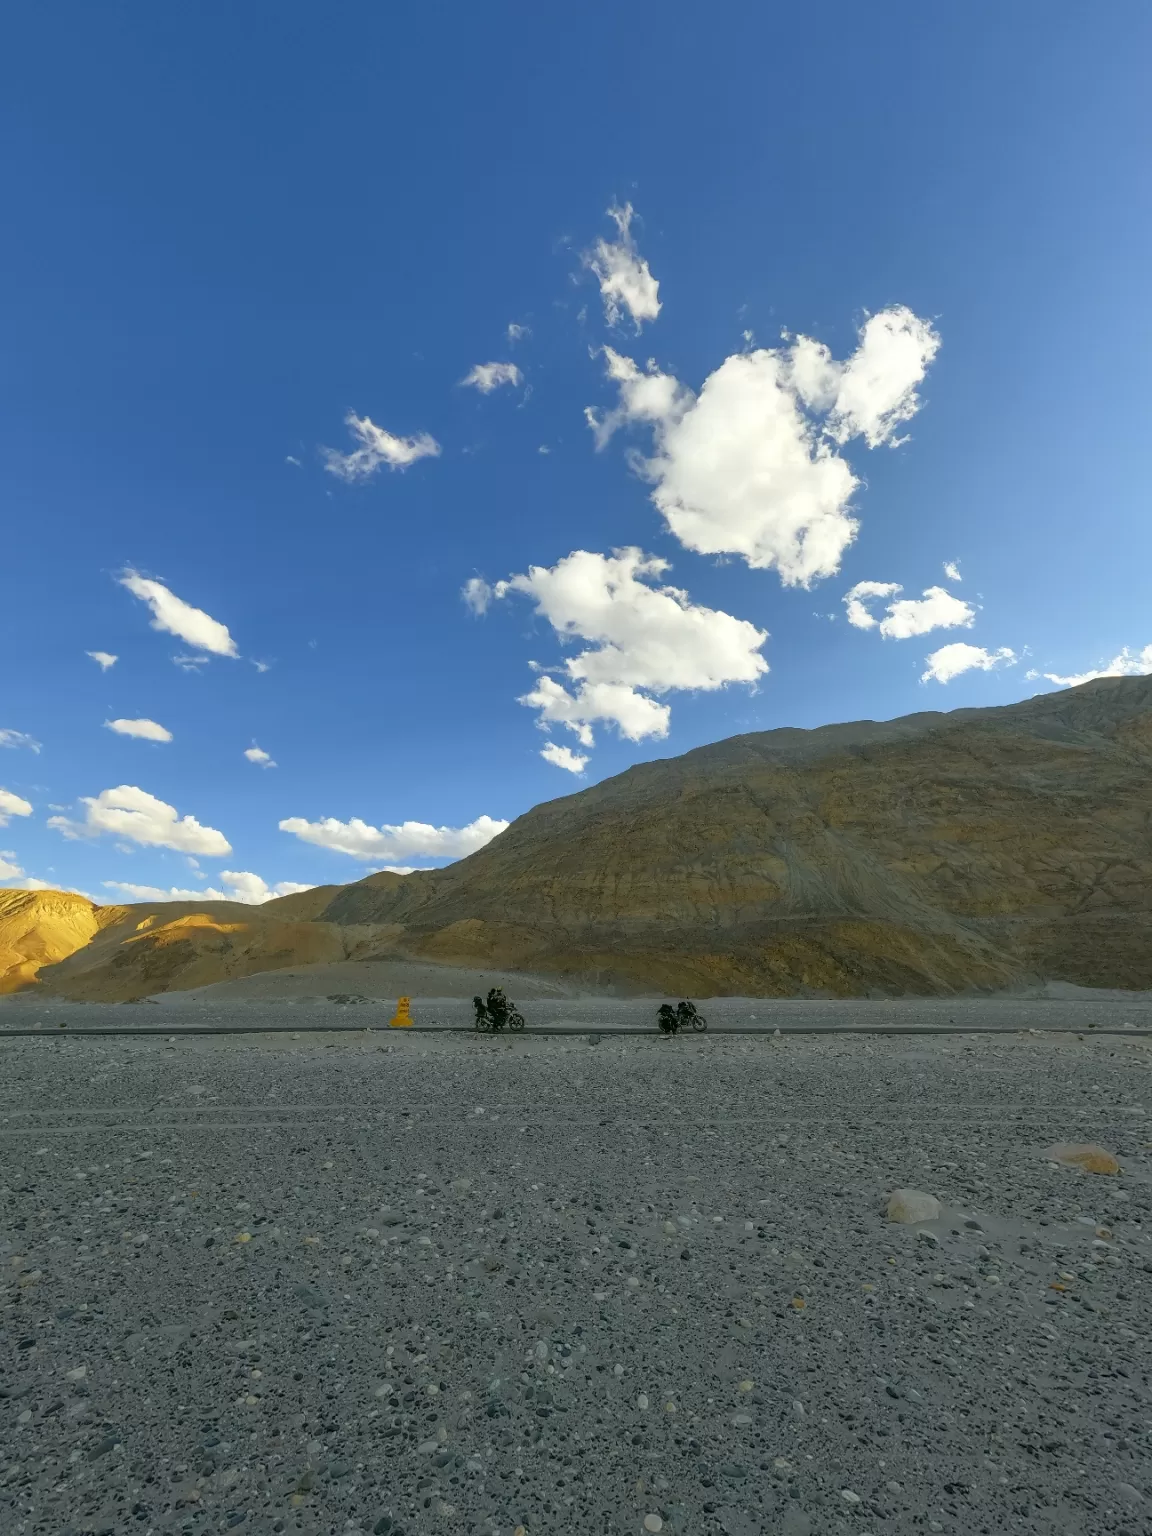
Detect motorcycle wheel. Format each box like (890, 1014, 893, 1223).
(509, 1011, 525, 1031)
(692, 1014, 707, 1031)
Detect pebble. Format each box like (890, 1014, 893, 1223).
(840, 1489, 862, 1504)
(644, 1517, 663, 1533)
(887, 1188, 941, 1223)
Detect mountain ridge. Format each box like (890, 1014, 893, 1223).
(6, 676, 1151, 999)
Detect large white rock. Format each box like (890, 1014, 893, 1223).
(887, 1188, 941, 1224)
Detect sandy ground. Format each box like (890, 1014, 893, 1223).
(1, 1025, 1150, 1536)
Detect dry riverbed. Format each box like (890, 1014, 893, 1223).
(2, 1027, 1150, 1536)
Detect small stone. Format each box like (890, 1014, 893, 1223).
(840, 1489, 861, 1505)
(644, 1517, 664, 1533)
(887, 1189, 941, 1224)
(66, 1365, 87, 1381)
(637, 1394, 649, 1409)
(737, 1379, 753, 1392)
(1045, 1143, 1120, 1175)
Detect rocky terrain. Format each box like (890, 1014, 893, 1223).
(1, 1025, 1149, 1536)
(7, 675, 1152, 1001)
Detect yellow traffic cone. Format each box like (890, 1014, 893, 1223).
(389, 995, 412, 1028)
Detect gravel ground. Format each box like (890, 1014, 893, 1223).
(4, 994, 1152, 1034)
(2, 1027, 1151, 1536)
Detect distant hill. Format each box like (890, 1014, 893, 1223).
(5, 676, 1151, 1000)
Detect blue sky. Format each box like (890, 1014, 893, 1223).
(2, 2, 1150, 903)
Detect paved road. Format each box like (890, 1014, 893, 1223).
(1, 1026, 1150, 1536)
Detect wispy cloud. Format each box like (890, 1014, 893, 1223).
(49, 785, 231, 856)
(460, 362, 523, 394)
(462, 577, 493, 616)
(105, 718, 173, 743)
(921, 643, 1017, 684)
(584, 203, 661, 331)
(943, 561, 961, 582)
(0, 729, 41, 753)
(87, 650, 118, 670)
(322, 411, 440, 482)
(507, 323, 530, 343)
(102, 871, 314, 905)
(119, 570, 238, 658)
(279, 813, 508, 862)
(1041, 643, 1152, 689)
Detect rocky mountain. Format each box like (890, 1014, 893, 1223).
(317, 675, 1152, 995)
(7, 676, 1151, 1000)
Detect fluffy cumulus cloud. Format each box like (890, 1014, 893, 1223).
(921, 644, 1017, 684)
(0, 852, 24, 879)
(494, 547, 768, 746)
(1041, 644, 1152, 689)
(279, 813, 508, 863)
(462, 577, 493, 616)
(943, 561, 961, 582)
(586, 306, 939, 587)
(584, 203, 661, 331)
(119, 571, 238, 658)
(460, 362, 523, 394)
(323, 411, 440, 481)
(539, 741, 589, 774)
(0, 789, 33, 827)
(105, 718, 173, 743)
(844, 582, 975, 638)
(87, 650, 118, 670)
(49, 785, 232, 856)
(0, 729, 40, 753)
(245, 745, 276, 767)
(102, 872, 313, 905)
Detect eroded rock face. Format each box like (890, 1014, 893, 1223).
(0, 889, 101, 992)
(319, 675, 1152, 996)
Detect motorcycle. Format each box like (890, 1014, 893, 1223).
(657, 999, 708, 1034)
(473, 987, 526, 1033)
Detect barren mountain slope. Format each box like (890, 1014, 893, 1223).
(319, 676, 1152, 995)
(0, 889, 103, 993)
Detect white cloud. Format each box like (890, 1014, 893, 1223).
(495, 546, 768, 745)
(119, 570, 238, 658)
(323, 411, 441, 481)
(101, 871, 314, 905)
(507, 323, 530, 343)
(921, 643, 1017, 684)
(1042, 644, 1152, 689)
(460, 362, 523, 394)
(586, 305, 939, 587)
(245, 745, 276, 768)
(279, 813, 508, 862)
(462, 577, 493, 616)
(943, 561, 961, 582)
(105, 718, 173, 743)
(0, 853, 23, 880)
(844, 583, 975, 639)
(286, 455, 302, 467)
(821, 307, 941, 448)
(843, 580, 902, 630)
(540, 742, 588, 774)
(0, 729, 40, 753)
(87, 650, 118, 670)
(584, 203, 661, 331)
(49, 785, 232, 856)
(0, 789, 33, 826)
